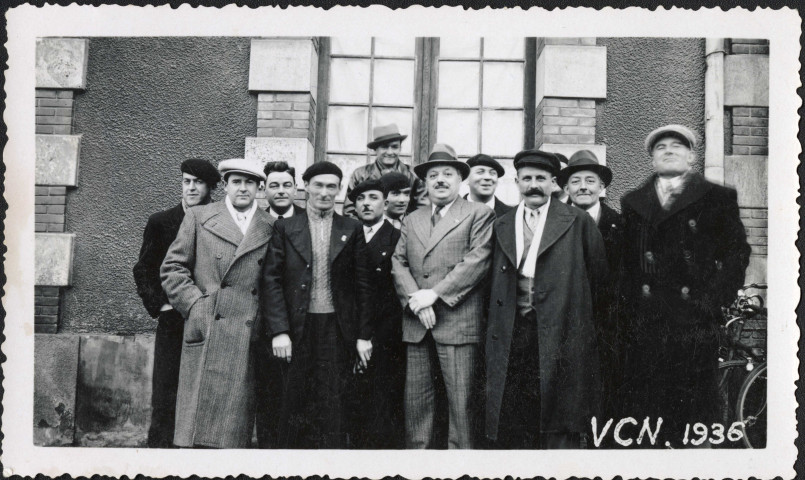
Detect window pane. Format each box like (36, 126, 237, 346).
(438, 61, 480, 108)
(494, 159, 521, 206)
(373, 59, 415, 106)
(374, 37, 415, 57)
(483, 38, 525, 59)
(436, 109, 479, 157)
(329, 58, 370, 104)
(372, 107, 414, 155)
(482, 110, 524, 156)
(328, 154, 369, 201)
(331, 37, 371, 56)
(440, 38, 481, 58)
(483, 62, 524, 108)
(328, 106, 368, 152)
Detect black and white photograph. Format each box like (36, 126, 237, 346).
(2, 4, 800, 479)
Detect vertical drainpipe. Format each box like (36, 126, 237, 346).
(704, 38, 726, 185)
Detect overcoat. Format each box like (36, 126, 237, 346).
(462, 194, 514, 218)
(161, 201, 272, 448)
(619, 172, 750, 430)
(133, 203, 184, 318)
(485, 200, 608, 440)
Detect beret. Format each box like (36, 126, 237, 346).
(380, 172, 412, 192)
(302, 161, 343, 182)
(513, 149, 560, 176)
(181, 158, 221, 186)
(645, 124, 698, 153)
(218, 158, 266, 182)
(348, 179, 387, 202)
(466, 154, 505, 177)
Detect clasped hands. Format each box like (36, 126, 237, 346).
(408, 289, 439, 330)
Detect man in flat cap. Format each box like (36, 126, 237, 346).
(619, 125, 750, 445)
(347, 179, 405, 449)
(380, 171, 414, 229)
(392, 143, 495, 449)
(343, 123, 420, 218)
(133, 158, 220, 448)
(261, 161, 373, 448)
(463, 153, 514, 217)
(485, 149, 608, 449)
(263, 161, 306, 221)
(558, 149, 625, 421)
(161, 158, 272, 448)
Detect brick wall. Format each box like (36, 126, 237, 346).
(535, 98, 596, 146)
(731, 107, 768, 155)
(730, 38, 769, 55)
(35, 287, 61, 334)
(36, 90, 74, 135)
(739, 207, 768, 256)
(257, 92, 316, 145)
(35, 186, 67, 233)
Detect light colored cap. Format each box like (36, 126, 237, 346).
(218, 158, 267, 181)
(644, 124, 698, 153)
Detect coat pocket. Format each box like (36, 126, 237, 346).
(184, 291, 216, 345)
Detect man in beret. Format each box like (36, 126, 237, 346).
(380, 171, 414, 229)
(263, 161, 305, 221)
(485, 149, 608, 449)
(463, 153, 513, 217)
(161, 158, 272, 448)
(558, 149, 625, 421)
(261, 161, 373, 448)
(392, 143, 495, 449)
(133, 158, 219, 448)
(619, 125, 750, 445)
(347, 179, 405, 448)
(343, 123, 420, 218)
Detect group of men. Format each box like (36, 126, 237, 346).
(134, 122, 751, 450)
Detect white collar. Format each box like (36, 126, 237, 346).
(363, 216, 385, 232)
(431, 198, 457, 217)
(468, 194, 496, 211)
(269, 205, 294, 219)
(225, 196, 258, 235)
(584, 201, 601, 223)
(657, 174, 685, 192)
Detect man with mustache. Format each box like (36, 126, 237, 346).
(392, 143, 495, 449)
(133, 158, 220, 448)
(343, 123, 419, 219)
(263, 161, 305, 220)
(485, 149, 608, 449)
(463, 153, 513, 217)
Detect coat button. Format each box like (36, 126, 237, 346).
(215, 314, 222, 320)
(221, 282, 228, 289)
(251, 288, 257, 295)
(715, 260, 724, 271)
(245, 320, 253, 327)
(644, 251, 655, 263)
(492, 334, 499, 340)
(306, 264, 311, 269)
(501, 265, 507, 272)
(216, 253, 223, 259)
(641, 284, 651, 296)
(496, 299, 503, 306)
(423, 273, 429, 279)
(258, 258, 263, 265)
(681, 286, 690, 299)
(688, 219, 698, 232)
(300, 284, 307, 290)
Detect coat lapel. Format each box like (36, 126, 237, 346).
(654, 172, 712, 226)
(537, 200, 575, 258)
(424, 197, 471, 257)
(495, 208, 517, 268)
(233, 209, 272, 260)
(200, 202, 244, 247)
(408, 208, 431, 251)
(367, 221, 395, 266)
(329, 214, 353, 265)
(285, 215, 312, 264)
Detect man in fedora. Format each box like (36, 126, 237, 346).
(343, 123, 420, 218)
(484, 149, 608, 449)
(261, 161, 373, 448)
(463, 153, 513, 217)
(558, 149, 625, 421)
(619, 125, 750, 445)
(134, 158, 220, 448)
(392, 143, 495, 449)
(161, 158, 272, 448)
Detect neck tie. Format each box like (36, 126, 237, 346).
(278, 214, 284, 219)
(526, 208, 538, 232)
(365, 226, 372, 242)
(431, 206, 443, 227)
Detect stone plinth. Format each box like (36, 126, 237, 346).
(249, 38, 319, 97)
(34, 334, 80, 446)
(35, 233, 75, 286)
(725, 155, 767, 208)
(725, 54, 769, 107)
(536, 45, 607, 103)
(36, 134, 81, 186)
(244, 136, 314, 185)
(36, 38, 89, 90)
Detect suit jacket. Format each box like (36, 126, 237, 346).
(462, 194, 514, 218)
(260, 210, 374, 346)
(485, 200, 608, 438)
(133, 203, 184, 318)
(364, 220, 403, 344)
(391, 197, 495, 345)
(265, 203, 306, 220)
(161, 201, 273, 448)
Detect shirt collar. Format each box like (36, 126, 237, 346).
(363, 216, 385, 231)
(432, 198, 457, 217)
(467, 194, 496, 211)
(269, 205, 295, 219)
(224, 195, 257, 224)
(585, 201, 601, 223)
(521, 196, 551, 217)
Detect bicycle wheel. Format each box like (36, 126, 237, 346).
(737, 362, 767, 448)
(718, 359, 750, 429)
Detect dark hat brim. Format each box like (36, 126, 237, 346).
(368, 133, 408, 150)
(413, 160, 470, 180)
(557, 164, 613, 188)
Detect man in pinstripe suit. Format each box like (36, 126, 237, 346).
(391, 143, 495, 449)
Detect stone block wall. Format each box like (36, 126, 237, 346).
(739, 207, 769, 256)
(732, 107, 769, 155)
(35, 89, 74, 135)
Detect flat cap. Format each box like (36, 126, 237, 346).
(218, 158, 266, 181)
(557, 150, 613, 187)
(466, 154, 505, 177)
(181, 158, 221, 186)
(513, 149, 561, 176)
(413, 143, 470, 180)
(380, 171, 412, 192)
(302, 160, 343, 182)
(348, 178, 387, 202)
(645, 124, 698, 153)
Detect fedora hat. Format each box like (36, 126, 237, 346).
(413, 143, 470, 180)
(557, 150, 613, 187)
(367, 123, 408, 150)
(644, 124, 698, 153)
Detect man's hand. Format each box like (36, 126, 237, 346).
(416, 306, 436, 330)
(408, 289, 439, 314)
(356, 339, 373, 368)
(272, 333, 292, 363)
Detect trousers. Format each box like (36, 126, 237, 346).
(147, 308, 184, 448)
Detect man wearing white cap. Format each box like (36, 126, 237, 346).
(161, 158, 272, 448)
(619, 125, 750, 445)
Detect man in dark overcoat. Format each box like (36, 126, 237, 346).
(619, 125, 751, 444)
(260, 161, 373, 448)
(485, 150, 608, 449)
(133, 158, 220, 448)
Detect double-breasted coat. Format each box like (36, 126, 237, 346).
(485, 200, 609, 440)
(161, 201, 272, 448)
(619, 172, 750, 431)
